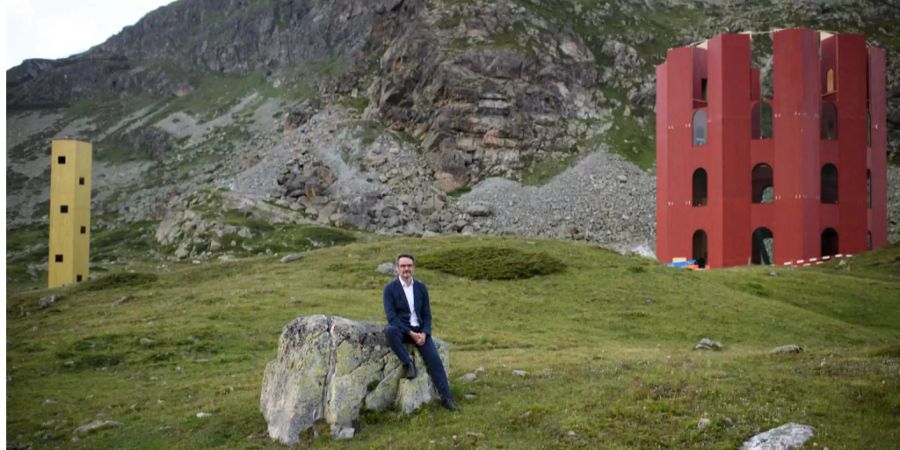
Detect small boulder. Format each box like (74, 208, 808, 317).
(463, 201, 493, 217)
(772, 344, 803, 354)
(331, 426, 355, 440)
(694, 338, 723, 351)
(73, 420, 123, 436)
(39, 295, 61, 309)
(697, 417, 711, 430)
(740, 423, 815, 450)
(280, 254, 303, 263)
(376, 262, 397, 276)
(512, 370, 527, 377)
(458, 373, 477, 382)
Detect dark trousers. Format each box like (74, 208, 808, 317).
(384, 325, 452, 401)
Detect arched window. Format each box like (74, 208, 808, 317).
(693, 230, 708, 268)
(867, 111, 871, 147)
(751, 103, 760, 138)
(760, 102, 772, 139)
(752, 164, 774, 203)
(826, 69, 835, 93)
(867, 169, 872, 209)
(821, 102, 838, 140)
(751, 102, 774, 140)
(821, 228, 839, 257)
(692, 168, 708, 207)
(821, 164, 838, 204)
(693, 109, 707, 146)
(752, 227, 774, 265)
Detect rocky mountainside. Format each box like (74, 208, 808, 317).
(7, 0, 900, 263)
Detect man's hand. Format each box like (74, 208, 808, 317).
(409, 331, 426, 347)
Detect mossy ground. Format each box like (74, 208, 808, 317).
(6, 235, 900, 449)
(418, 246, 564, 280)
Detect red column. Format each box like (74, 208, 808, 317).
(708, 34, 752, 267)
(868, 47, 888, 249)
(772, 28, 821, 263)
(658, 47, 705, 264)
(656, 62, 670, 262)
(834, 34, 869, 254)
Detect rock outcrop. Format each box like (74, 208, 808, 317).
(260, 315, 449, 444)
(740, 423, 816, 450)
(369, 0, 600, 191)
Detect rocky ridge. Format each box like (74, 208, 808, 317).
(6, 0, 900, 264)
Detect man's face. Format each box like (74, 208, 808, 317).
(397, 257, 414, 282)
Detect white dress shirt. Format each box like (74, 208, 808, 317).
(400, 277, 420, 327)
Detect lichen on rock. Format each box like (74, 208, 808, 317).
(260, 315, 448, 444)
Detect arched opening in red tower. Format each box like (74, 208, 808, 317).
(821, 164, 838, 204)
(752, 163, 774, 203)
(692, 109, 707, 146)
(821, 102, 838, 140)
(821, 228, 839, 257)
(692, 230, 708, 268)
(751, 227, 774, 265)
(692, 168, 708, 207)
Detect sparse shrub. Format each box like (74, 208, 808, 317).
(418, 247, 564, 280)
(448, 186, 472, 197)
(301, 227, 355, 248)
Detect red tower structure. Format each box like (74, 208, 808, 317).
(656, 28, 887, 268)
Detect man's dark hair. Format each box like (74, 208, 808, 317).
(396, 253, 415, 264)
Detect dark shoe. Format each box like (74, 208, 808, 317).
(404, 362, 417, 379)
(441, 398, 457, 411)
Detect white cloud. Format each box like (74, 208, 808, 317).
(6, 0, 176, 69)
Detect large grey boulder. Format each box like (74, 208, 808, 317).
(260, 315, 449, 444)
(740, 423, 816, 450)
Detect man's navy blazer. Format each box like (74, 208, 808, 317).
(383, 278, 432, 336)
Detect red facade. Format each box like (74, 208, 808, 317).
(656, 29, 887, 268)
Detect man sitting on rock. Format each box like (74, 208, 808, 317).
(383, 253, 457, 411)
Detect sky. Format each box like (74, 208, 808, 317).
(5, 0, 177, 70)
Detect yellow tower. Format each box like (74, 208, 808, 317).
(48, 140, 92, 288)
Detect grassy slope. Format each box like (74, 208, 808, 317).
(6, 235, 900, 449)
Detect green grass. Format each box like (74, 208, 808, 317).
(418, 246, 564, 280)
(6, 235, 900, 449)
(218, 222, 358, 256)
(74, 272, 159, 292)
